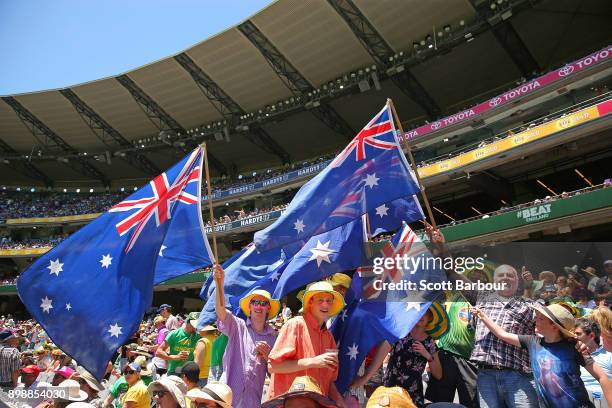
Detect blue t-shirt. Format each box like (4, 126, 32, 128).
(518, 335, 594, 408)
(580, 347, 612, 392)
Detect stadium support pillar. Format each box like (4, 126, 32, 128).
(1, 97, 109, 185)
(238, 20, 357, 141)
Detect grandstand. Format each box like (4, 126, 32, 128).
(0, 0, 611, 316)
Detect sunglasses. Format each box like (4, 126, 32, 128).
(123, 370, 135, 376)
(250, 299, 270, 307)
(152, 390, 168, 398)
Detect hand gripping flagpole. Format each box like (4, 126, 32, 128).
(387, 98, 438, 228)
(201, 143, 219, 263)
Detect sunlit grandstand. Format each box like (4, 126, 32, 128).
(0, 0, 610, 318)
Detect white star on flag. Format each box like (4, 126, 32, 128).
(270, 270, 281, 281)
(65, 303, 72, 311)
(293, 219, 305, 234)
(405, 302, 422, 311)
(108, 323, 123, 338)
(159, 245, 167, 257)
(340, 309, 348, 322)
(364, 173, 380, 188)
(347, 343, 359, 360)
(308, 241, 336, 267)
(375, 204, 389, 218)
(47, 259, 63, 276)
(40, 296, 53, 313)
(99, 254, 112, 269)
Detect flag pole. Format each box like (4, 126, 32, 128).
(201, 142, 219, 263)
(387, 98, 438, 228)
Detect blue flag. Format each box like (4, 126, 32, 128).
(17, 147, 214, 380)
(369, 195, 424, 238)
(271, 218, 367, 299)
(331, 224, 446, 393)
(254, 103, 420, 252)
(197, 243, 290, 326)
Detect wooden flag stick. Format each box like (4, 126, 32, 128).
(387, 98, 438, 228)
(201, 142, 219, 263)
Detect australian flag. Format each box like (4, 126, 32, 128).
(17, 147, 214, 380)
(331, 224, 446, 393)
(254, 103, 420, 252)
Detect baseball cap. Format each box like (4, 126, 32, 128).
(158, 304, 172, 312)
(21, 365, 41, 375)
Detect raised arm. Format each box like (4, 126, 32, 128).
(470, 307, 520, 347)
(585, 362, 612, 404)
(214, 264, 228, 322)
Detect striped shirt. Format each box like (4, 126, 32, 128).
(470, 292, 535, 374)
(0, 346, 20, 384)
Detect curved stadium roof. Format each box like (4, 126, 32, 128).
(0, 0, 610, 185)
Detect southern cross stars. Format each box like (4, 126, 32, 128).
(375, 204, 389, 218)
(47, 259, 63, 276)
(269, 270, 281, 281)
(346, 343, 359, 360)
(40, 296, 53, 313)
(308, 241, 336, 267)
(100, 254, 112, 269)
(108, 323, 123, 338)
(159, 245, 167, 257)
(293, 219, 305, 234)
(364, 173, 380, 188)
(65, 303, 72, 311)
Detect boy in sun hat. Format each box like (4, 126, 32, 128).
(213, 264, 278, 407)
(266, 280, 345, 406)
(472, 302, 612, 407)
(262, 375, 337, 408)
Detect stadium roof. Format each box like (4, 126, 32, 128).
(0, 0, 610, 185)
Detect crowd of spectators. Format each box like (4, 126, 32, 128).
(0, 236, 64, 251)
(203, 204, 288, 228)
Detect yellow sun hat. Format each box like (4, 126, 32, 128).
(301, 281, 345, 317)
(327, 273, 352, 289)
(239, 289, 280, 320)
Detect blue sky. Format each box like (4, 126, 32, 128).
(0, 0, 273, 95)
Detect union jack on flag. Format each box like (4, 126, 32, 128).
(109, 149, 201, 252)
(254, 102, 420, 252)
(17, 146, 214, 380)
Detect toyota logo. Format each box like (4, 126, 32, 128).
(489, 97, 502, 107)
(430, 121, 442, 130)
(558, 65, 574, 77)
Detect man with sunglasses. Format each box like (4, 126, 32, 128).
(214, 264, 279, 407)
(120, 362, 151, 408)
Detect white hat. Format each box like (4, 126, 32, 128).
(58, 379, 88, 402)
(148, 376, 187, 408)
(186, 381, 233, 408)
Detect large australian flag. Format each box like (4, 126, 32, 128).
(17, 147, 214, 380)
(253, 102, 420, 252)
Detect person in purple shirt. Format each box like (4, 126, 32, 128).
(214, 264, 279, 407)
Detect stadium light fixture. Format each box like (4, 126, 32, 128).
(89, 188, 94, 193)
(76, 188, 80, 193)
(16, 187, 21, 191)
(30, 188, 35, 192)
(63, 189, 67, 193)
(444, 25, 451, 32)
(120, 187, 125, 192)
(133, 187, 137, 191)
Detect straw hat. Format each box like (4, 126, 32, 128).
(148, 376, 187, 408)
(239, 290, 280, 320)
(199, 324, 217, 334)
(262, 376, 337, 408)
(58, 379, 88, 402)
(75, 367, 104, 392)
(153, 315, 166, 325)
(425, 302, 449, 339)
(186, 381, 233, 408)
(133, 355, 152, 376)
(581, 266, 598, 278)
(327, 273, 352, 289)
(529, 303, 576, 338)
(301, 281, 345, 317)
(366, 386, 416, 408)
(186, 312, 200, 328)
